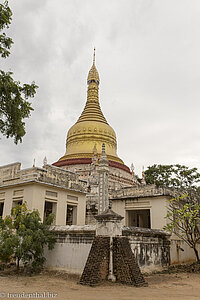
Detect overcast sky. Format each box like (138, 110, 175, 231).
(1, 0, 200, 176)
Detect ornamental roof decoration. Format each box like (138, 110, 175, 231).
(87, 48, 100, 83)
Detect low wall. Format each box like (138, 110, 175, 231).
(123, 227, 170, 273)
(45, 225, 95, 274)
(45, 225, 170, 274)
(170, 236, 200, 264)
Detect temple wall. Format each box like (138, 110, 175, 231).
(112, 195, 169, 229)
(61, 163, 133, 187)
(123, 227, 170, 273)
(44, 226, 95, 274)
(44, 226, 171, 274)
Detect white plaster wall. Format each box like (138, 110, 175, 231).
(149, 196, 168, 229)
(112, 200, 125, 225)
(1, 183, 86, 226)
(76, 194, 86, 225)
(170, 237, 200, 264)
(25, 184, 45, 220)
(45, 227, 200, 275)
(45, 242, 92, 274)
(2, 188, 13, 218)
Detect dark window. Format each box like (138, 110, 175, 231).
(44, 201, 57, 224)
(66, 205, 77, 225)
(127, 209, 151, 228)
(44, 201, 53, 220)
(0, 202, 4, 217)
(12, 200, 23, 208)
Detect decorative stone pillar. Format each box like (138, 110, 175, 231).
(98, 143, 109, 214)
(130, 163, 139, 186)
(141, 166, 146, 185)
(80, 206, 147, 286)
(80, 148, 147, 286)
(95, 207, 123, 237)
(85, 145, 100, 224)
(95, 208, 124, 282)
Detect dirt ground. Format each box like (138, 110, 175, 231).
(0, 272, 200, 300)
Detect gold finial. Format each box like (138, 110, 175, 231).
(86, 48, 100, 84)
(93, 47, 96, 64)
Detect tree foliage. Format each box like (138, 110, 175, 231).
(145, 164, 200, 261)
(145, 164, 200, 188)
(0, 0, 13, 58)
(0, 1, 38, 143)
(164, 192, 200, 262)
(0, 203, 56, 272)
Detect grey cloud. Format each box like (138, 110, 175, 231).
(1, 0, 200, 176)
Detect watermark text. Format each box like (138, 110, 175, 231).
(0, 291, 57, 298)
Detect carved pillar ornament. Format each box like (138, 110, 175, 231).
(33, 158, 36, 168)
(141, 166, 146, 185)
(86, 145, 99, 211)
(130, 163, 139, 186)
(98, 143, 109, 214)
(91, 143, 98, 167)
(43, 156, 47, 166)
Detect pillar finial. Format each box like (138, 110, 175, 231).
(141, 166, 146, 185)
(93, 47, 96, 64)
(43, 156, 47, 166)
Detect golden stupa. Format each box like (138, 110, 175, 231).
(54, 49, 128, 170)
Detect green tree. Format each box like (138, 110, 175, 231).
(145, 164, 200, 261)
(0, 1, 38, 144)
(144, 164, 200, 188)
(0, 203, 55, 272)
(165, 192, 200, 262)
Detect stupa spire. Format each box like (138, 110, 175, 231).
(93, 47, 95, 64)
(55, 50, 125, 167)
(77, 49, 107, 124)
